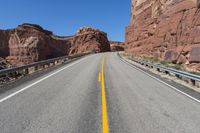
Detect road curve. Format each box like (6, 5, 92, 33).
(0, 53, 200, 133)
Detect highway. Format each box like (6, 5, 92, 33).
(0, 53, 200, 133)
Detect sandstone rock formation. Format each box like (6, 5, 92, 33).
(110, 41, 125, 51)
(0, 30, 12, 57)
(69, 27, 111, 55)
(0, 24, 110, 66)
(125, 0, 200, 71)
(3, 24, 71, 66)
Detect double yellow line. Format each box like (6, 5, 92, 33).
(99, 56, 109, 133)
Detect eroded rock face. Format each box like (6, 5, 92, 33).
(69, 27, 110, 55)
(0, 24, 110, 66)
(0, 30, 12, 57)
(110, 41, 125, 52)
(1, 24, 71, 66)
(125, 0, 200, 70)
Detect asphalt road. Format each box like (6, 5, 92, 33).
(0, 53, 200, 133)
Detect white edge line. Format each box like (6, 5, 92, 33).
(119, 55, 200, 104)
(0, 58, 86, 103)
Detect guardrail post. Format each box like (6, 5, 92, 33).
(35, 66, 38, 71)
(175, 74, 181, 79)
(190, 79, 196, 86)
(24, 68, 29, 75)
(165, 71, 169, 75)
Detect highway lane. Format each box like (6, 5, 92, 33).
(0, 53, 200, 132)
(105, 53, 200, 133)
(0, 54, 102, 133)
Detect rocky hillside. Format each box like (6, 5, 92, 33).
(125, 0, 200, 71)
(0, 24, 111, 66)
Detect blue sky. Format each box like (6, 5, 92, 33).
(0, 0, 131, 41)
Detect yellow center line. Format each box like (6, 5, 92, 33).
(100, 56, 109, 133)
(98, 72, 101, 82)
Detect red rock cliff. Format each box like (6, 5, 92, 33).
(69, 27, 111, 54)
(4, 24, 71, 66)
(0, 30, 12, 57)
(0, 24, 111, 66)
(125, 0, 200, 70)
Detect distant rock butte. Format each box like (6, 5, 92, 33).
(125, 0, 200, 71)
(0, 24, 111, 66)
(69, 27, 110, 55)
(110, 41, 125, 52)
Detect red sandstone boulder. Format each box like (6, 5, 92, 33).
(164, 50, 179, 63)
(189, 47, 200, 63)
(69, 27, 110, 55)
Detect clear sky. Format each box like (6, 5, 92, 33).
(0, 0, 131, 42)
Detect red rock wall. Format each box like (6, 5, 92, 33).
(2, 24, 71, 66)
(0, 24, 110, 66)
(0, 30, 12, 57)
(69, 27, 110, 55)
(125, 0, 200, 69)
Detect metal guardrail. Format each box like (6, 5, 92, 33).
(131, 58, 200, 82)
(118, 53, 200, 86)
(0, 52, 91, 76)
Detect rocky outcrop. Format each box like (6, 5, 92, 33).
(110, 41, 125, 51)
(0, 24, 110, 66)
(69, 27, 110, 55)
(3, 24, 71, 66)
(0, 30, 12, 57)
(125, 0, 200, 71)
